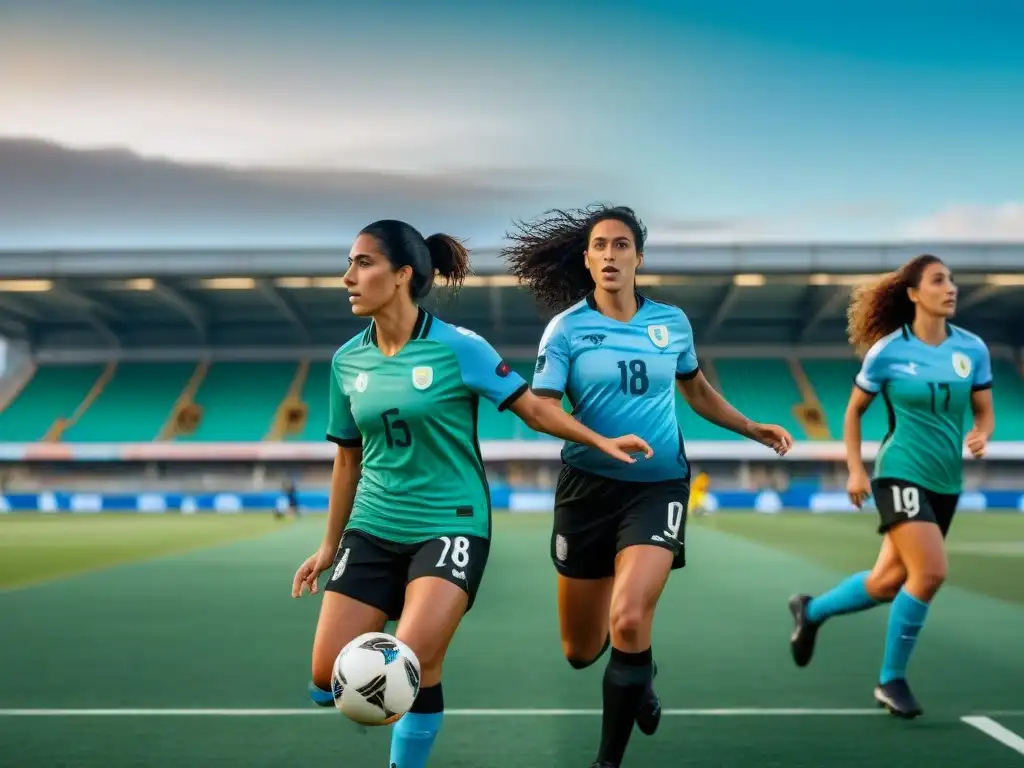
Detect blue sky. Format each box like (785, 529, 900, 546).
(2, 0, 1022, 246)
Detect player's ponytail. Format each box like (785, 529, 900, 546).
(847, 254, 944, 356)
(358, 219, 471, 301)
(424, 233, 470, 294)
(501, 204, 647, 311)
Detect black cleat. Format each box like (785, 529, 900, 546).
(788, 593, 821, 667)
(874, 679, 923, 719)
(588, 763, 617, 768)
(635, 662, 661, 736)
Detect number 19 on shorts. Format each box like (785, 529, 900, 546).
(666, 501, 684, 540)
(890, 485, 920, 517)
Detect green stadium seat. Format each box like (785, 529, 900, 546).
(178, 361, 297, 442)
(801, 358, 891, 442)
(0, 364, 105, 442)
(1, 356, 1021, 444)
(63, 363, 196, 442)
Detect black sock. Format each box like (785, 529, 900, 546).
(410, 683, 444, 714)
(597, 647, 653, 765)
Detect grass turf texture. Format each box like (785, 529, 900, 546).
(1, 511, 1022, 766)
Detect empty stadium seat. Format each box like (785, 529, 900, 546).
(1, 356, 1021, 444)
(63, 363, 196, 442)
(0, 364, 105, 442)
(177, 361, 297, 442)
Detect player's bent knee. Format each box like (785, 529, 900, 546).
(609, 602, 649, 646)
(565, 634, 610, 669)
(865, 570, 905, 602)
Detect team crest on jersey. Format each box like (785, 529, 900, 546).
(412, 366, 433, 390)
(952, 351, 972, 379)
(353, 372, 369, 393)
(647, 324, 669, 349)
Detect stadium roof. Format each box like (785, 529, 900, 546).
(3, 269, 1022, 353)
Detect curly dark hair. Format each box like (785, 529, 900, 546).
(501, 204, 647, 310)
(847, 254, 945, 356)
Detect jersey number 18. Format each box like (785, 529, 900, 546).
(617, 359, 649, 395)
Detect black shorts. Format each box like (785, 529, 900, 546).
(552, 463, 690, 579)
(324, 529, 490, 621)
(872, 478, 960, 537)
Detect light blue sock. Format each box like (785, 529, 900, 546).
(805, 571, 878, 624)
(308, 681, 334, 707)
(879, 588, 930, 685)
(389, 711, 443, 768)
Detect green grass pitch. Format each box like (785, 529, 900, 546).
(1, 510, 1023, 766)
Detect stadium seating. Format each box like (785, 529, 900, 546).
(178, 361, 298, 442)
(1, 356, 1021, 442)
(64, 363, 196, 442)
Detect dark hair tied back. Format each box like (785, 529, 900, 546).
(359, 219, 471, 300)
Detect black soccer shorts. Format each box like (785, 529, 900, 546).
(872, 477, 960, 537)
(551, 463, 690, 579)
(324, 529, 490, 620)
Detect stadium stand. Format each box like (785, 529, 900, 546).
(3, 356, 1021, 443)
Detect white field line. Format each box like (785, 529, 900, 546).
(961, 716, 1024, 756)
(0, 707, 887, 717)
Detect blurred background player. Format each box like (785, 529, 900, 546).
(688, 471, 711, 516)
(290, 219, 652, 768)
(503, 204, 793, 768)
(787, 254, 995, 718)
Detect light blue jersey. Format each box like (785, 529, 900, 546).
(532, 292, 699, 482)
(854, 323, 992, 495)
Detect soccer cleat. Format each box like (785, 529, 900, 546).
(874, 679, 923, 719)
(635, 662, 661, 736)
(588, 762, 618, 768)
(788, 593, 821, 667)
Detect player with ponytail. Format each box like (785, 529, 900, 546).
(292, 219, 652, 768)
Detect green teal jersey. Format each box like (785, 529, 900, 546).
(326, 308, 529, 544)
(854, 323, 993, 495)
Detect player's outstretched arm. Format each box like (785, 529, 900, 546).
(509, 391, 653, 464)
(843, 386, 875, 507)
(676, 371, 793, 455)
(966, 389, 994, 458)
(292, 444, 362, 598)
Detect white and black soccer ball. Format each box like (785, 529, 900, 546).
(331, 632, 421, 725)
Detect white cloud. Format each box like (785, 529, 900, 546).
(902, 202, 1024, 241)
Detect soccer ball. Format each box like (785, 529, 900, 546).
(331, 632, 421, 725)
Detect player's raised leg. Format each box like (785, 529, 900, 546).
(789, 535, 906, 667)
(558, 575, 614, 668)
(308, 590, 388, 705)
(389, 575, 472, 768)
(592, 545, 672, 767)
(874, 517, 946, 718)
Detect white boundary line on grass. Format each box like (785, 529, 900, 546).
(961, 716, 1024, 756)
(0, 707, 888, 717)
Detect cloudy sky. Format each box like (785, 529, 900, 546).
(2, 0, 1023, 247)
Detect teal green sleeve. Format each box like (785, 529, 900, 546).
(326, 357, 360, 446)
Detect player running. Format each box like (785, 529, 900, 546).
(502, 204, 793, 768)
(291, 219, 652, 768)
(787, 254, 995, 719)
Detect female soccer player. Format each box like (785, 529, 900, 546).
(291, 219, 653, 768)
(787, 254, 995, 719)
(502, 204, 794, 768)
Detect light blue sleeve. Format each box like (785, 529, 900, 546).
(854, 338, 891, 394)
(972, 339, 993, 390)
(675, 309, 700, 380)
(532, 315, 571, 397)
(448, 326, 529, 411)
